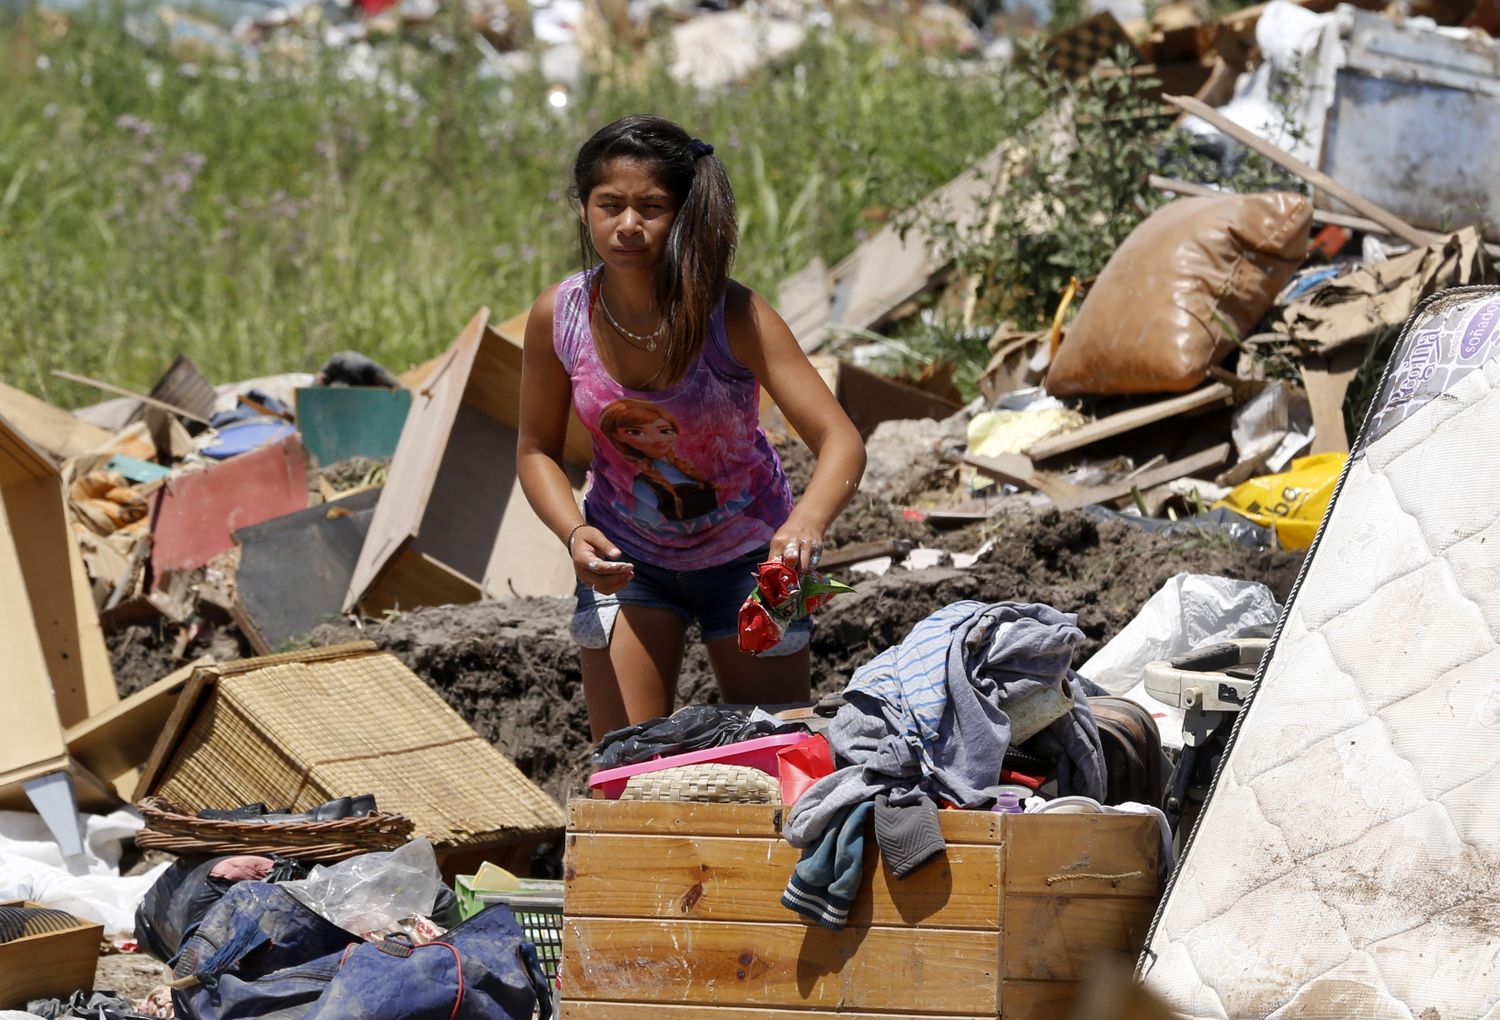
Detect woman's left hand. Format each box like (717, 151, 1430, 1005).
(770, 517, 825, 574)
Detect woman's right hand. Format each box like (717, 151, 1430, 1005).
(572, 526, 636, 595)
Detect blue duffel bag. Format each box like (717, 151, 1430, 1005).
(173, 882, 548, 1020)
(302, 904, 551, 1020)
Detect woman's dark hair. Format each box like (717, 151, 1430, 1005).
(572, 114, 737, 385)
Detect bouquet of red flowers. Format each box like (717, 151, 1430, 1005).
(737, 560, 855, 655)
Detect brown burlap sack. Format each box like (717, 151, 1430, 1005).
(1046, 192, 1311, 397)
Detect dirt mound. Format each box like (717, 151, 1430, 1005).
(303, 507, 1302, 804)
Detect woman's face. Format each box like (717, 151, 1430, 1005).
(614, 417, 677, 460)
(583, 159, 678, 276)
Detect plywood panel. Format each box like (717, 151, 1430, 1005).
(359, 548, 484, 616)
(489, 309, 593, 468)
(345, 310, 486, 612)
(232, 489, 381, 654)
(4, 472, 116, 727)
(0, 381, 110, 462)
(567, 800, 1004, 845)
(1001, 895, 1158, 981)
(0, 473, 68, 782)
(563, 918, 1000, 1015)
(293, 386, 411, 467)
(1004, 815, 1160, 898)
(65, 661, 202, 799)
(565, 833, 1000, 929)
(151, 435, 311, 574)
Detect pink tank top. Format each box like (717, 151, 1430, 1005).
(553, 268, 794, 570)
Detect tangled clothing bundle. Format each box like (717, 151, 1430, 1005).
(784, 601, 1106, 848)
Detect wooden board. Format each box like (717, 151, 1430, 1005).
(127, 354, 218, 426)
(783, 143, 1013, 352)
(562, 918, 1001, 1015)
(345, 309, 582, 614)
(0, 414, 115, 749)
(359, 546, 485, 616)
(293, 386, 411, 467)
(0, 378, 110, 462)
(232, 488, 381, 654)
(1004, 814, 1161, 898)
(567, 799, 1004, 845)
(1002, 895, 1158, 981)
(836, 361, 962, 439)
(492, 308, 594, 470)
(0, 901, 102, 1009)
(1055, 444, 1231, 513)
(64, 660, 202, 799)
(150, 435, 311, 575)
(564, 833, 1002, 929)
(1025, 383, 1233, 462)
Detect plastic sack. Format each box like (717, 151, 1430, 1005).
(776, 735, 834, 806)
(1214, 452, 1346, 550)
(277, 839, 441, 937)
(1079, 573, 1282, 749)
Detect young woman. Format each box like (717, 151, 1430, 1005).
(517, 114, 866, 741)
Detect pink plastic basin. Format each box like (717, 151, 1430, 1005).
(588, 732, 821, 800)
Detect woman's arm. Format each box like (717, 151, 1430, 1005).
(725, 282, 866, 572)
(517, 286, 635, 593)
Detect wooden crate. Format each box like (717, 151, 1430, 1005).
(0, 901, 102, 1009)
(561, 800, 1162, 1019)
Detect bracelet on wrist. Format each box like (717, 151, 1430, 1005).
(565, 522, 586, 552)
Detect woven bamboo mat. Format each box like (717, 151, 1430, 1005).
(154, 649, 564, 848)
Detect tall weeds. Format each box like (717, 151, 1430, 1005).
(0, 15, 1027, 401)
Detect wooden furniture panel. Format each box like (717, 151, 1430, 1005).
(563, 918, 1001, 1015)
(564, 833, 1001, 929)
(1002, 895, 1159, 981)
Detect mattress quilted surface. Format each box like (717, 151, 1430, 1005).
(1140, 288, 1500, 1019)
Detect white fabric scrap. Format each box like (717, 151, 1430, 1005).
(0, 808, 169, 937)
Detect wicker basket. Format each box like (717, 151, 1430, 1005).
(616, 763, 781, 804)
(134, 796, 415, 862)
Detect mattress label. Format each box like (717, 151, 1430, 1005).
(1364, 291, 1500, 449)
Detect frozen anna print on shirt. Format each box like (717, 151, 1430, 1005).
(598, 398, 718, 524)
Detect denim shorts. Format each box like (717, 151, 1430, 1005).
(571, 545, 812, 657)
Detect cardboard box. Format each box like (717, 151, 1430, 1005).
(561, 800, 1162, 1020)
(0, 901, 102, 1008)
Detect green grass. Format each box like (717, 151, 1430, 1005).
(0, 13, 1042, 404)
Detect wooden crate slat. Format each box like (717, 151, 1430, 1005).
(1001, 895, 1158, 981)
(1003, 815, 1160, 897)
(565, 833, 1001, 930)
(567, 799, 1003, 845)
(562, 918, 1001, 1015)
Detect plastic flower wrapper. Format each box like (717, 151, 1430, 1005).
(738, 561, 855, 655)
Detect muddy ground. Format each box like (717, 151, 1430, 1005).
(300, 507, 1301, 805)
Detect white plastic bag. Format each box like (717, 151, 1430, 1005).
(1080, 573, 1282, 748)
(0, 808, 170, 936)
(278, 838, 441, 937)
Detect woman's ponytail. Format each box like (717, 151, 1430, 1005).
(658, 143, 737, 384)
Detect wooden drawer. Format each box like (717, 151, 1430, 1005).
(560, 801, 1161, 1019)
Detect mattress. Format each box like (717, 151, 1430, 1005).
(1139, 287, 1500, 1019)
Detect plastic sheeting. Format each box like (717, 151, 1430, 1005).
(0, 809, 169, 937)
(1079, 573, 1282, 748)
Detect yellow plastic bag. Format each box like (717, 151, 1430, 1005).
(1214, 452, 1347, 550)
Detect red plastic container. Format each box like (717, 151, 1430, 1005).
(588, 732, 830, 801)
